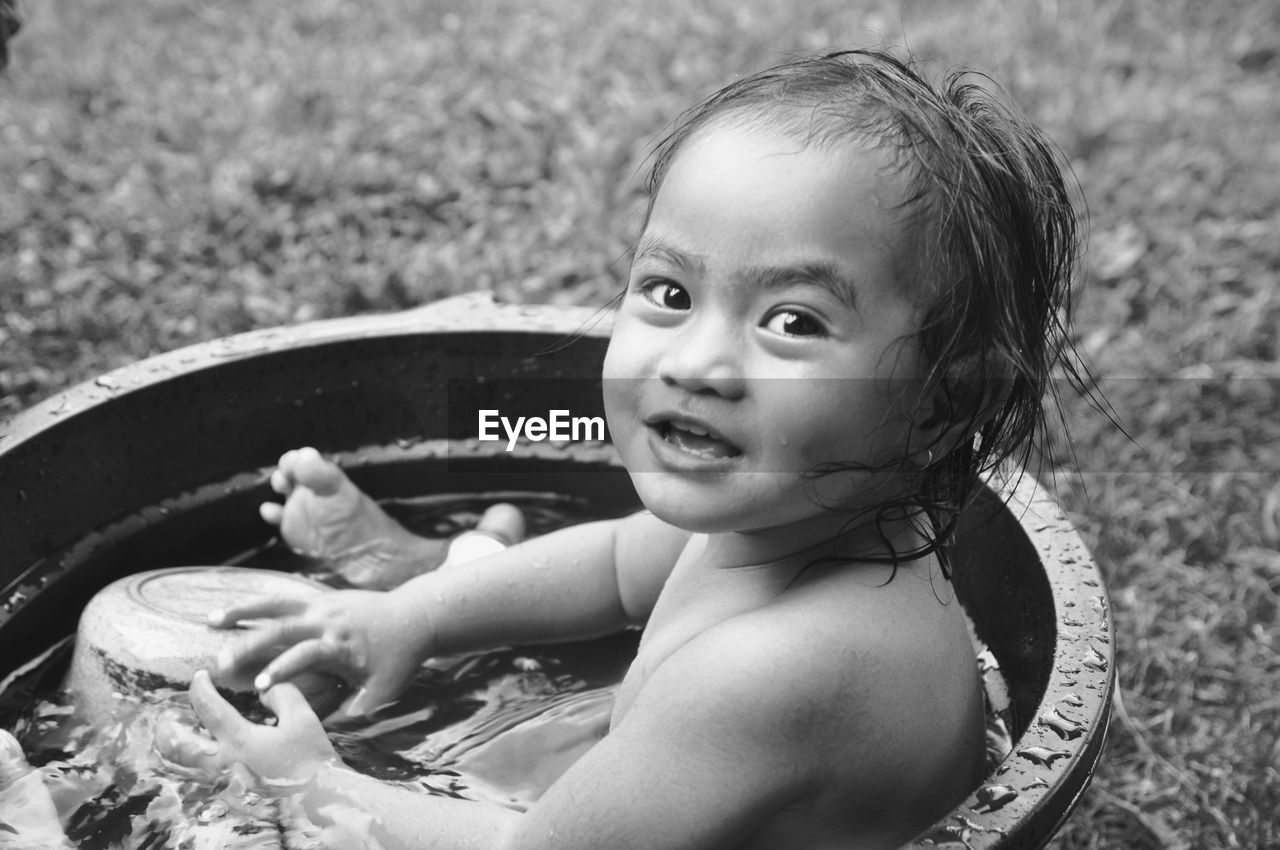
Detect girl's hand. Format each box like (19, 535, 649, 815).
(188, 670, 338, 786)
(210, 589, 429, 718)
(152, 703, 225, 777)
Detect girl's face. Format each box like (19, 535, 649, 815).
(602, 122, 930, 536)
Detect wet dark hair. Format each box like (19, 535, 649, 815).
(641, 48, 1088, 574)
(0, 0, 20, 72)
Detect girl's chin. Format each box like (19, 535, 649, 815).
(627, 473, 808, 535)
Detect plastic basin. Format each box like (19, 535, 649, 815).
(0, 294, 1113, 848)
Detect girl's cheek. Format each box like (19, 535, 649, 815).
(602, 321, 650, 381)
(600, 371, 632, 426)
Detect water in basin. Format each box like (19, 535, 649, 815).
(1, 492, 1012, 848)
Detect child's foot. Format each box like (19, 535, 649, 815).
(261, 447, 446, 590)
(261, 448, 529, 589)
(465, 502, 526, 550)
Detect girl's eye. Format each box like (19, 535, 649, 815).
(643, 280, 691, 311)
(763, 309, 824, 338)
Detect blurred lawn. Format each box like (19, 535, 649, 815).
(2, 0, 1279, 846)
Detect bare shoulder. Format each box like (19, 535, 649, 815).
(513, 561, 987, 850)
(663, 562, 988, 826)
(688, 566, 976, 723)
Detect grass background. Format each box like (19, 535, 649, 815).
(2, 0, 1278, 846)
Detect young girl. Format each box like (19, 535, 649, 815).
(182, 49, 1082, 849)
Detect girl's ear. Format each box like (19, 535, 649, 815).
(910, 355, 1013, 466)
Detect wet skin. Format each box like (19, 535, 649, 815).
(603, 119, 934, 553)
(190, 122, 987, 850)
(600, 122, 987, 847)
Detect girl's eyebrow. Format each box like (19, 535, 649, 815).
(634, 235, 859, 312)
(741, 262, 860, 313)
(633, 236, 706, 277)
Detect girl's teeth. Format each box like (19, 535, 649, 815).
(661, 421, 740, 458)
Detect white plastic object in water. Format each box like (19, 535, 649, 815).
(441, 503, 523, 569)
(0, 729, 73, 849)
(441, 529, 511, 567)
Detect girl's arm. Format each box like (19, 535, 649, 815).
(192, 611, 817, 850)
(405, 509, 688, 655)
(219, 510, 689, 713)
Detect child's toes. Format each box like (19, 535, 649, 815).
(476, 503, 526, 545)
(270, 467, 295, 496)
(277, 447, 317, 473)
(260, 501, 284, 526)
(288, 448, 346, 496)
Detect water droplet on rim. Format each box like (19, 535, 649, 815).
(1038, 708, 1086, 741)
(1017, 745, 1073, 768)
(972, 783, 1019, 813)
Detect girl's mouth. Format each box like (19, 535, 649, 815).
(655, 419, 743, 460)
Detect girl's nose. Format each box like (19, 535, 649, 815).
(656, 318, 746, 399)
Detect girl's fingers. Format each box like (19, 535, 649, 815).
(256, 639, 346, 691)
(189, 670, 251, 749)
(209, 596, 308, 629)
(260, 681, 320, 726)
(342, 671, 400, 718)
(153, 707, 223, 771)
(216, 616, 320, 675)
